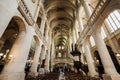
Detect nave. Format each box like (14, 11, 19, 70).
(0, 0, 120, 80)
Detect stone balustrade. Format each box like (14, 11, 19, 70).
(18, 0, 34, 25)
(34, 24, 48, 47)
(18, 0, 48, 47)
(77, 0, 111, 47)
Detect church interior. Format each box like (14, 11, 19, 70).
(0, 0, 120, 80)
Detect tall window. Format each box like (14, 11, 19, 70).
(106, 10, 120, 33)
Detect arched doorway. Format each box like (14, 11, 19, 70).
(0, 16, 25, 73)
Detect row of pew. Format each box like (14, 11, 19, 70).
(26, 72, 102, 80)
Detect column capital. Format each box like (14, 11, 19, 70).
(42, 14, 47, 20)
(81, 0, 92, 18)
(80, 0, 87, 5)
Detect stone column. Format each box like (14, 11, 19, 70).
(77, 18, 84, 35)
(69, 30, 72, 52)
(34, 0, 41, 21)
(45, 33, 52, 72)
(29, 42, 42, 76)
(71, 28, 76, 50)
(77, 4, 84, 35)
(40, 47, 47, 74)
(83, 39, 98, 77)
(40, 15, 46, 35)
(49, 32, 52, 72)
(51, 36, 55, 72)
(40, 47, 45, 63)
(74, 20, 79, 39)
(0, 26, 34, 80)
(92, 30, 119, 75)
(45, 22, 49, 40)
(43, 49, 47, 60)
(81, 0, 92, 18)
(68, 35, 74, 59)
(69, 36, 72, 52)
(44, 50, 50, 72)
(0, 0, 18, 38)
(73, 28, 77, 43)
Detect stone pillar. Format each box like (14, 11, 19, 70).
(73, 28, 77, 43)
(0, 26, 34, 80)
(69, 35, 72, 52)
(83, 39, 98, 77)
(40, 47, 45, 63)
(44, 50, 50, 72)
(0, 0, 18, 38)
(81, 0, 92, 18)
(71, 28, 76, 50)
(51, 37, 55, 72)
(34, 0, 41, 21)
(92, 30, 119, 75)
(77, 18, 84, 35)
(43, 49, 47, 60)
(45, 22, 49, 40)
(45, 33, 52, 72)
(29, 42, 42, 76)
(40, 15, 46, 35)
(81, 54, 85, 64)
(68, 35, 74, 59)
(69, 30, 72, 52)
(77, 4, 84, 34)
(74, 20, 79, 39)
(49, 32, 52, 72)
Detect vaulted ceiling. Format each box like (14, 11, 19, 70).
(43, 0, 77, 50)
(42, 0, 98, 52)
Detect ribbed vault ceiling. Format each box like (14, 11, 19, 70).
(43, 0, 98, 52)
(44, 0, 77, 51)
